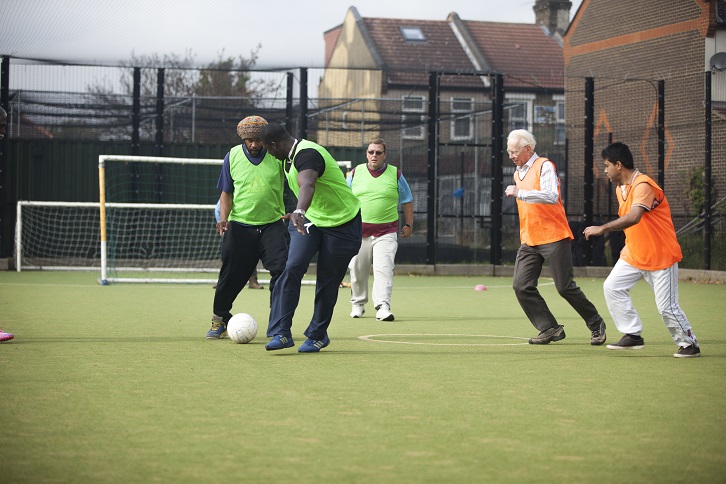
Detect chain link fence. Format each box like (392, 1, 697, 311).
(2, 57, 723, 269)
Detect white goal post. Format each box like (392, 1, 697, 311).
(14, 155, 353, 285)
(98, 155, 223, 285)
(15, 199, 221, 284)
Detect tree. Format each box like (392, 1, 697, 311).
(87, 47, 276, 144)
(190, 47, 278, 144)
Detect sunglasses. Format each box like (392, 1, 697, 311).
(367, 150, 385, 155)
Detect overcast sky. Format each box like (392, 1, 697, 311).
(1, 0, 583, 68)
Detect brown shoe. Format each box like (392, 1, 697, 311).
(528, 325, 566, 345)
(674, 344, 700, 358)
(590, 321, 607, 346)
(248, 281, 264, 290)
(606, 334, 644, 350)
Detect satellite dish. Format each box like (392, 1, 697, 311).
(710, 52, 726, 71)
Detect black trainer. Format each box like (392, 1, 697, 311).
(674, 345, 701, 358)
(528, 325, 566, 345)
(606, 334, 644, 350)
(590, 321, 607, 346)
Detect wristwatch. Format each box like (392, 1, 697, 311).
(404, 223, 412, 229)
(293, 209, 306, 216)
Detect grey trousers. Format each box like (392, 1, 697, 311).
(512, 238, 604, 333)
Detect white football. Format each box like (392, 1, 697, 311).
(227, 313, 257, 344)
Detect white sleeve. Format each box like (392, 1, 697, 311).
(517, 161, 559, 205)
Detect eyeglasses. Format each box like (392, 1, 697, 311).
(367, 150, 385, 155)
(507, 147, 528, 156)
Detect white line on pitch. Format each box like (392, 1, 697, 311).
(358, 333, 530, 346)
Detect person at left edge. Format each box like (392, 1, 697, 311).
(260, 123, 362, 353)
(206, 116, 289, 339)
(0, 107, 13, 343)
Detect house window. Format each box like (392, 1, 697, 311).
(554, 95, 565, 145)
(505, 94, 534, 132)
(450, 97, 473, 140)
(342, 111, 349, 130)
(400, 27, 426, 42)
(402, 96, 425, 140)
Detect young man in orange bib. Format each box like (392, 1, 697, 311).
(505, 129, 607, 345)
(583, 142, 700, 358)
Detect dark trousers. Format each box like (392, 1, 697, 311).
(512, 238, 604, 332)
(267, 213, 362, 340)
(213, 220, 289, 322)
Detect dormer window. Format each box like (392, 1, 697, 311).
(400, 27, 426, 42)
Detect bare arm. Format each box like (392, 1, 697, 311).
(290, 168, 319, 235)
(217, 192, 233, 235)
(583, 206, 646, 240)
(400, 202, 414, 238)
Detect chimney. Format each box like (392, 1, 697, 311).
(533, 0, 572, 36)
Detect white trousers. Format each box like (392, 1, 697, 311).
(349, 232, 398, 309)
(603, 258, 698, 347)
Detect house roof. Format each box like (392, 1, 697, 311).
(347, 10, 564, 92)
(362, 17, 478, 87)
(462, 21, 564, 90)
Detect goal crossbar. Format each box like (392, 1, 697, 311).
(14, 155, 353, 285)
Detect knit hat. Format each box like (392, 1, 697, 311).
(237, 115, 268, 139)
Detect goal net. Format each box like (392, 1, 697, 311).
(15, 155, 353, 285)
(97, 155, 225, 284)
(15, 199, 220, 283)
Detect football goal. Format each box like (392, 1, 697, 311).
(15, 154, 353, 285)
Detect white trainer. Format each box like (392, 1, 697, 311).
(376, 305, 394, 321)
(350, 304, 365, 318)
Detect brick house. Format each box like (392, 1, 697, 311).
(562, 0, 726, 222)
(316, 3, 570, 158)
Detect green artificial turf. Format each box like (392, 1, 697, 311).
(1, 271, 724, 483)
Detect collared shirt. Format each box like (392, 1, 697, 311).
(619, 170, 655, 211)
(514, 152, 559, 204)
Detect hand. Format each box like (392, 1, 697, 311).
(583, 225, 604, 240)
(400, 224, 413, 238)
(216, 220, 228, 236)
(290, 211, 308, 235)
(505, 185, 518, 198)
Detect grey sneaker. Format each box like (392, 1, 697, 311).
(590, 321, 607, 346)
(674, 345, 700, 358)
(606, 334, 644, 350)
(528, 325, 566, 344)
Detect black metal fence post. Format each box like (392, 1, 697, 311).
(584, 77, 595, 265)
(658, 80, 665, 188)
(155, 68, 165, 157)
(285, 72, 294, 132)
(426, 71, 439, 265)
(131, 67, 140, 156)
(490, 73, 504, 265)
(704, 71, 712, 270)
(298, 68, 308, 139)
(0, 56, 8, 258)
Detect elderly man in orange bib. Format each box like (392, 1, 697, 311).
(505, 129, 607, 345)
(584, 142, 700, 358)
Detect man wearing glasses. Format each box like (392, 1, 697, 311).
(347, 138, 414, 321)
(505, 129, 607, 346)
